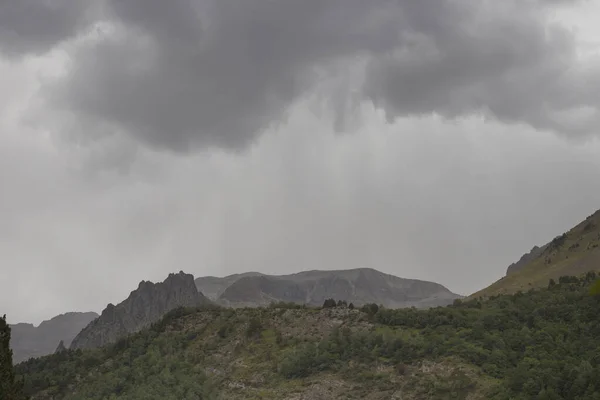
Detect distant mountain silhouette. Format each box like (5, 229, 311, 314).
(10, 312, 98, 363)
(196, 268, 461, 308)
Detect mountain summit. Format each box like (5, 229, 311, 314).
(70, 272, 211, 350)
(196, 268, 461, 308)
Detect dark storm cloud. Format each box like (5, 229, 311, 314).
(23, 0, 600, 151)
(46, 0, 405, 151)
(0, 0, 96, 56)
(363, 2, 600, 135)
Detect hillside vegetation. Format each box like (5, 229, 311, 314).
(16, 274, 600, 400)
(472, 210, 600, 298)
(1, 315, 27, 400)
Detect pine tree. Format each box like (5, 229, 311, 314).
(0, 315, 26, 400)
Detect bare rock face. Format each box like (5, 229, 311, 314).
(10, 312, 98, 363)
(70, 272, 210, 350)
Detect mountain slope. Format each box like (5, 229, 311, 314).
(70, 272, 211, 350)
(505, 245, 546, 275)
(9, 312, 98, 364)
(15, 276, 600, 399)
(197, 268, 461, 308)
(472, 209, 600, 298)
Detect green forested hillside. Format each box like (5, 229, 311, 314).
(16, 274, 600, 400)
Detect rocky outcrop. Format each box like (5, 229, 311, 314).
(70, 271, 211, 350)
(198, 268, 461, 309)
(506, 245, 546, 275)
(54, 340, 67, 354)
(10, 312, 98, 363)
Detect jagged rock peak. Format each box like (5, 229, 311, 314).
(70, 271, 210, 350)
(55, 340, 67, 354)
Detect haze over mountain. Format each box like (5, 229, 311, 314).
(70, 272, 211, 350)
(2, 0, 600, 325)
(472, 209, 600, 298)
(196, 268, 461, 308)
(9, 312, 98, 364)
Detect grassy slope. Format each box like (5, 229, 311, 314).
(471, 209, 600, 299)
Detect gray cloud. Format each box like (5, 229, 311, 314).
(24, 0, 597, 154)
(0, 0, 98, 56)
(44, 0, 403, 151)
(365, 2, 600, 135)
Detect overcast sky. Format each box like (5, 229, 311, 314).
(2, 0, 600, 325)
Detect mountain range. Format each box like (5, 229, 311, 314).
(10, 268, 459, 362)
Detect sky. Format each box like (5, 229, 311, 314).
(2, 0, 600, 325)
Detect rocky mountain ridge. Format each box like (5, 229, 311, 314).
(70, 271, 211, 350)
(505, 245, 546, 275)
(196, 267, 461, 308)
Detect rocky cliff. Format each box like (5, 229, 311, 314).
(197, 268, 461, 308)
(10, 312, 98, 363)
(70, 271, 210, 350)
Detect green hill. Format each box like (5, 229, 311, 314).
(15, 275, 600, 400)
(471, 209, 600, 299)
